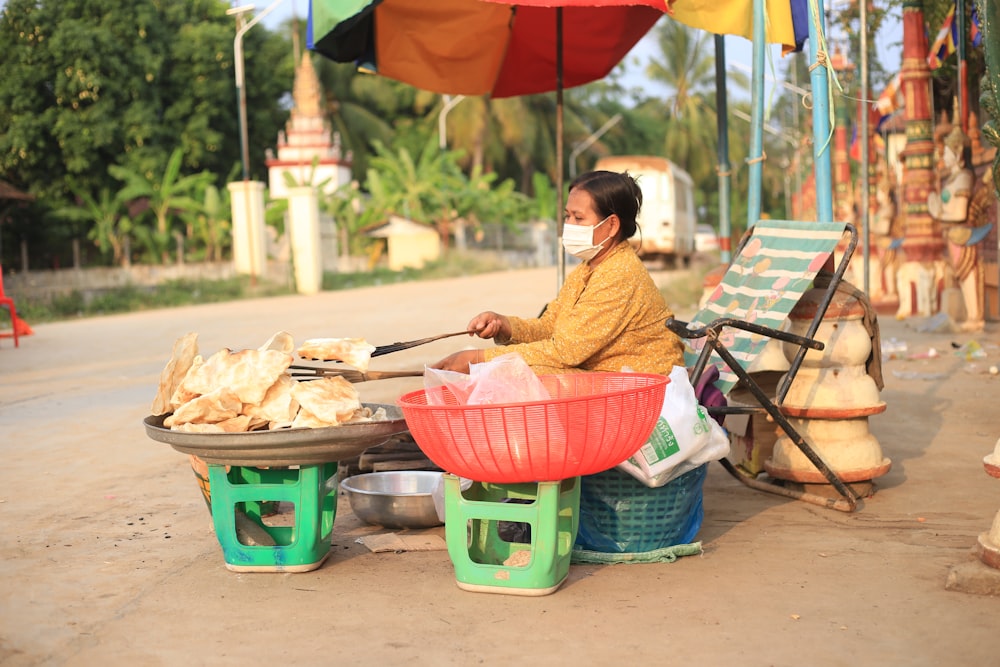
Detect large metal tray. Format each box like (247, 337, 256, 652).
(143, 403, 410, 467)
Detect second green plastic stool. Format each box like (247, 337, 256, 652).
(443, 474, 580, 595)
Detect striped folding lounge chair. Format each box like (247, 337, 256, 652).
(666, 220, 861, 512)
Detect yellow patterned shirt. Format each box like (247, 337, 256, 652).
(483, 241, 685, 375)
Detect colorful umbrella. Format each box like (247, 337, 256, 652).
(308, 1, 801, 96)
(308, 0, 664, 97)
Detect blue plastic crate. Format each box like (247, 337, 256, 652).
(575, 464, 706, 554)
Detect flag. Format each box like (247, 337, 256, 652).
(927, 4, 957, 70)
(873, 72, 904, 131)
(790, 0, 809, 53)
(971, 4, 983, 48)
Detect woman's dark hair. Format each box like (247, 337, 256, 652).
(568, 170, 642, 242)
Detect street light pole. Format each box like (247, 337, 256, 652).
(228, 0, 285, 285)
(230, 0, 287, 182)
(438, 95, 465, 150)
(568, 114, 622, 179)
(227, 5, 254, 182)
(859, 0, 871, 295)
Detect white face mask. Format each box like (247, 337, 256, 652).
(562, 215, 610, 261)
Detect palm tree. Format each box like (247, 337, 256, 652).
(53, 183, 133, 268)
(645, 21, 723, 186)
(315, 60, 405, 183)
(642, 21, 766, 226)
(439, 94, 560, 194)
(110, 148, 213, 264)
(647, 20, 717, 119)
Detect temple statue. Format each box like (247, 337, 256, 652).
(928, 127, 975, 222)
(929, 127, 993, 331)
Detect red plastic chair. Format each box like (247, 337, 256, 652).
(0, 265, 19, 348)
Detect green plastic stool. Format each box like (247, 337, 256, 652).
(207, 462, 339, 572)
(443, 474, 580, 595)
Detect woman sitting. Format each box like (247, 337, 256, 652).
(432, 169, 684, 375)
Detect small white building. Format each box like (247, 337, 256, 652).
(366, 216, 441, 271)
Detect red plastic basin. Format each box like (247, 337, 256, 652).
(398, 372, 668, 483)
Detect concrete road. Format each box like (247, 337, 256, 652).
(1, 267, 998, 666)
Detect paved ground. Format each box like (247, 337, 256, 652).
(1, 266, 999, 666)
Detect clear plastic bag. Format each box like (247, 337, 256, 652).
(423, 353, 551, 406)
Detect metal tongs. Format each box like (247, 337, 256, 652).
(289, 330, 470, 382)
(364, 330, 470, 358)
(288, 367, 424, 383)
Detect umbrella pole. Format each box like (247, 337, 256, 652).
(807, 0, 833, 221)
(714, 35, 732, 264)
(747, 0, 766, 227)
(556, 8, 566, 291)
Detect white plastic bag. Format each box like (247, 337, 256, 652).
(616, 365, 730, 488)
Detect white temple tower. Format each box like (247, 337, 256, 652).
(267, 50, 352, 197)
(266, 50, 352, 273)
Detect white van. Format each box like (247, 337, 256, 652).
(593, 155, 697, 268)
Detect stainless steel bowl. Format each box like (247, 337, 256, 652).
(340, 470, 444, 529)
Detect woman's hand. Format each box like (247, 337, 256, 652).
(431, 349, 484, 374)
(467, 311, 511, 341)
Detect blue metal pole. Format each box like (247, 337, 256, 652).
(714, 35, 732, 264)
(747, 0, 766, 227)
(807, 0, 833, 221)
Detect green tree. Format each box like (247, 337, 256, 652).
(52, 182, 133, 267)
(183, 182, 229, 263)
(314, 56, 405, 183)
(324, 182, 386, 257)
(646, 20, 729, 188)
(110, 148, 213, 263)
(0, 0, 294, 267)
(364, 138, 466, 244)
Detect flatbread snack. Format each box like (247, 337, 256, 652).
(174, 415, 252, 434)
(151, 332, 199, 416)
(291, 376, 361, 426)
(176, 347, 293, 406)
(242, 373, 299, 428)
(258, 331, 295, 355)
(169, 354, 204, 409)
(296, 337, 376, 371)
(164, 387, 243, 428)
(152, 331, 389, 432)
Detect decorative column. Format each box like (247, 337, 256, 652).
(286, 186, 323, 295)
(833, 99, 854, 222)
(862, 99, 897, 309)
(831, 47, 855, 223)
(896, 0, 945, 318)
(227, 180, 268, 281)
